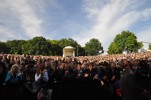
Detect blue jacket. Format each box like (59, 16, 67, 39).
(5, 72, 22, 84)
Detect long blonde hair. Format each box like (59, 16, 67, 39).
(10, 64, 19, 74)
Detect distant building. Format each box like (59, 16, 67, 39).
(63, 46, 75, 57)
(139, 47, 151, 53)
(123, 51, 127, 54)
(139, 42, 151, 52)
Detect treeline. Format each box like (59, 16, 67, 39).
(0, 37, 103, 56)
(0, 31, 147, 56)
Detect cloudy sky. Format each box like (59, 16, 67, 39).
(0, 0, 151, 51)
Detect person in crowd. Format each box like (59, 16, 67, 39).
(74, 62, 83, 79)
(110, 62, 122, 100)
(54, 62, 65, 81)
(37, 65, 49, 100)
(5, 64, 22, 85)
(23, 64, 36, 94)
(40, 65, 49, 83)
(98, 62, 110, 85)
(32, 66, 41, 94)
(98, 61, 115, 97)
(18, 63, 25, 81)
(0, 62, 7, 86)
(84, 62, 98, 80)
(22, 64, 34, 82)
(3, 63, 24, 100)
(35, 67, 41, 82)
(120, 60, 133, 78)
(47, 60, 56, 86)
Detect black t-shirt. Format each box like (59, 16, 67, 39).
(84, 68, 97, 79)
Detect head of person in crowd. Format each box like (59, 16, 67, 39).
(103, 61, 109, 68)
(40, 65, 46, 74)
(60, 62, 65, 69)
(81, 60, 88, 69)
(110, 62, 116, 69)
(19, 63, 24, 73)
(88, 62, 93, 71)
(11, 55, 14, 60)
(37, 58, 43, 64)
(77, 63, 81, 70)
(36, 66, 41, 75)
(25, 64, 30, 72)
(10, 64, 19, 75)
(7, 55, 11, 60)
(44, 59, 48, 66)
(50, 60, 56, 68)
(3, 54, 7, 60)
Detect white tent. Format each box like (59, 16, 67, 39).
(63, 46, 75, 57)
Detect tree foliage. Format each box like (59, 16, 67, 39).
(0, 42, 10, 53)
(22, 36, 51, 55)
(108, 31, 143, 54)
(6, 40, 26, 54)
(58, 38, 78, 48)
(48, 40, 62, 56)
(0, 31, 143, 56)
(85, 38, 103, 56)
(149, 45, 151, 50)
(108, 42, 120, 54)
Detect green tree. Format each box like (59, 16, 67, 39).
(48, 40, 62, 56)
(108, 42, 120, 54)
(126, 36, 143, 53)
(108, 31, 143, 54)
(76, 46, 85, 56)
(85, 38, 103, 56)
(58, 38, 78, 48)
(22, 36, 51, 55)
(149, 45, 151, 50)
(22, 40, 32, 54)
(6, 40, 26, 54)
(0, 42, 10, 53)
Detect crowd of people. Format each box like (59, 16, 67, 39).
(0, 52, 151, 100)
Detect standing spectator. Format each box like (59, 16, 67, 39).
(84, 62, 98, 79)
(54, 63, 65, 81)
(37, 66, 49, 100)
(4, 64, 23, 100)
(74, 63, 83, 79)
(5, 64, 22, 84)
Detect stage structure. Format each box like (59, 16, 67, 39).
(63, 46, 75, 57)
